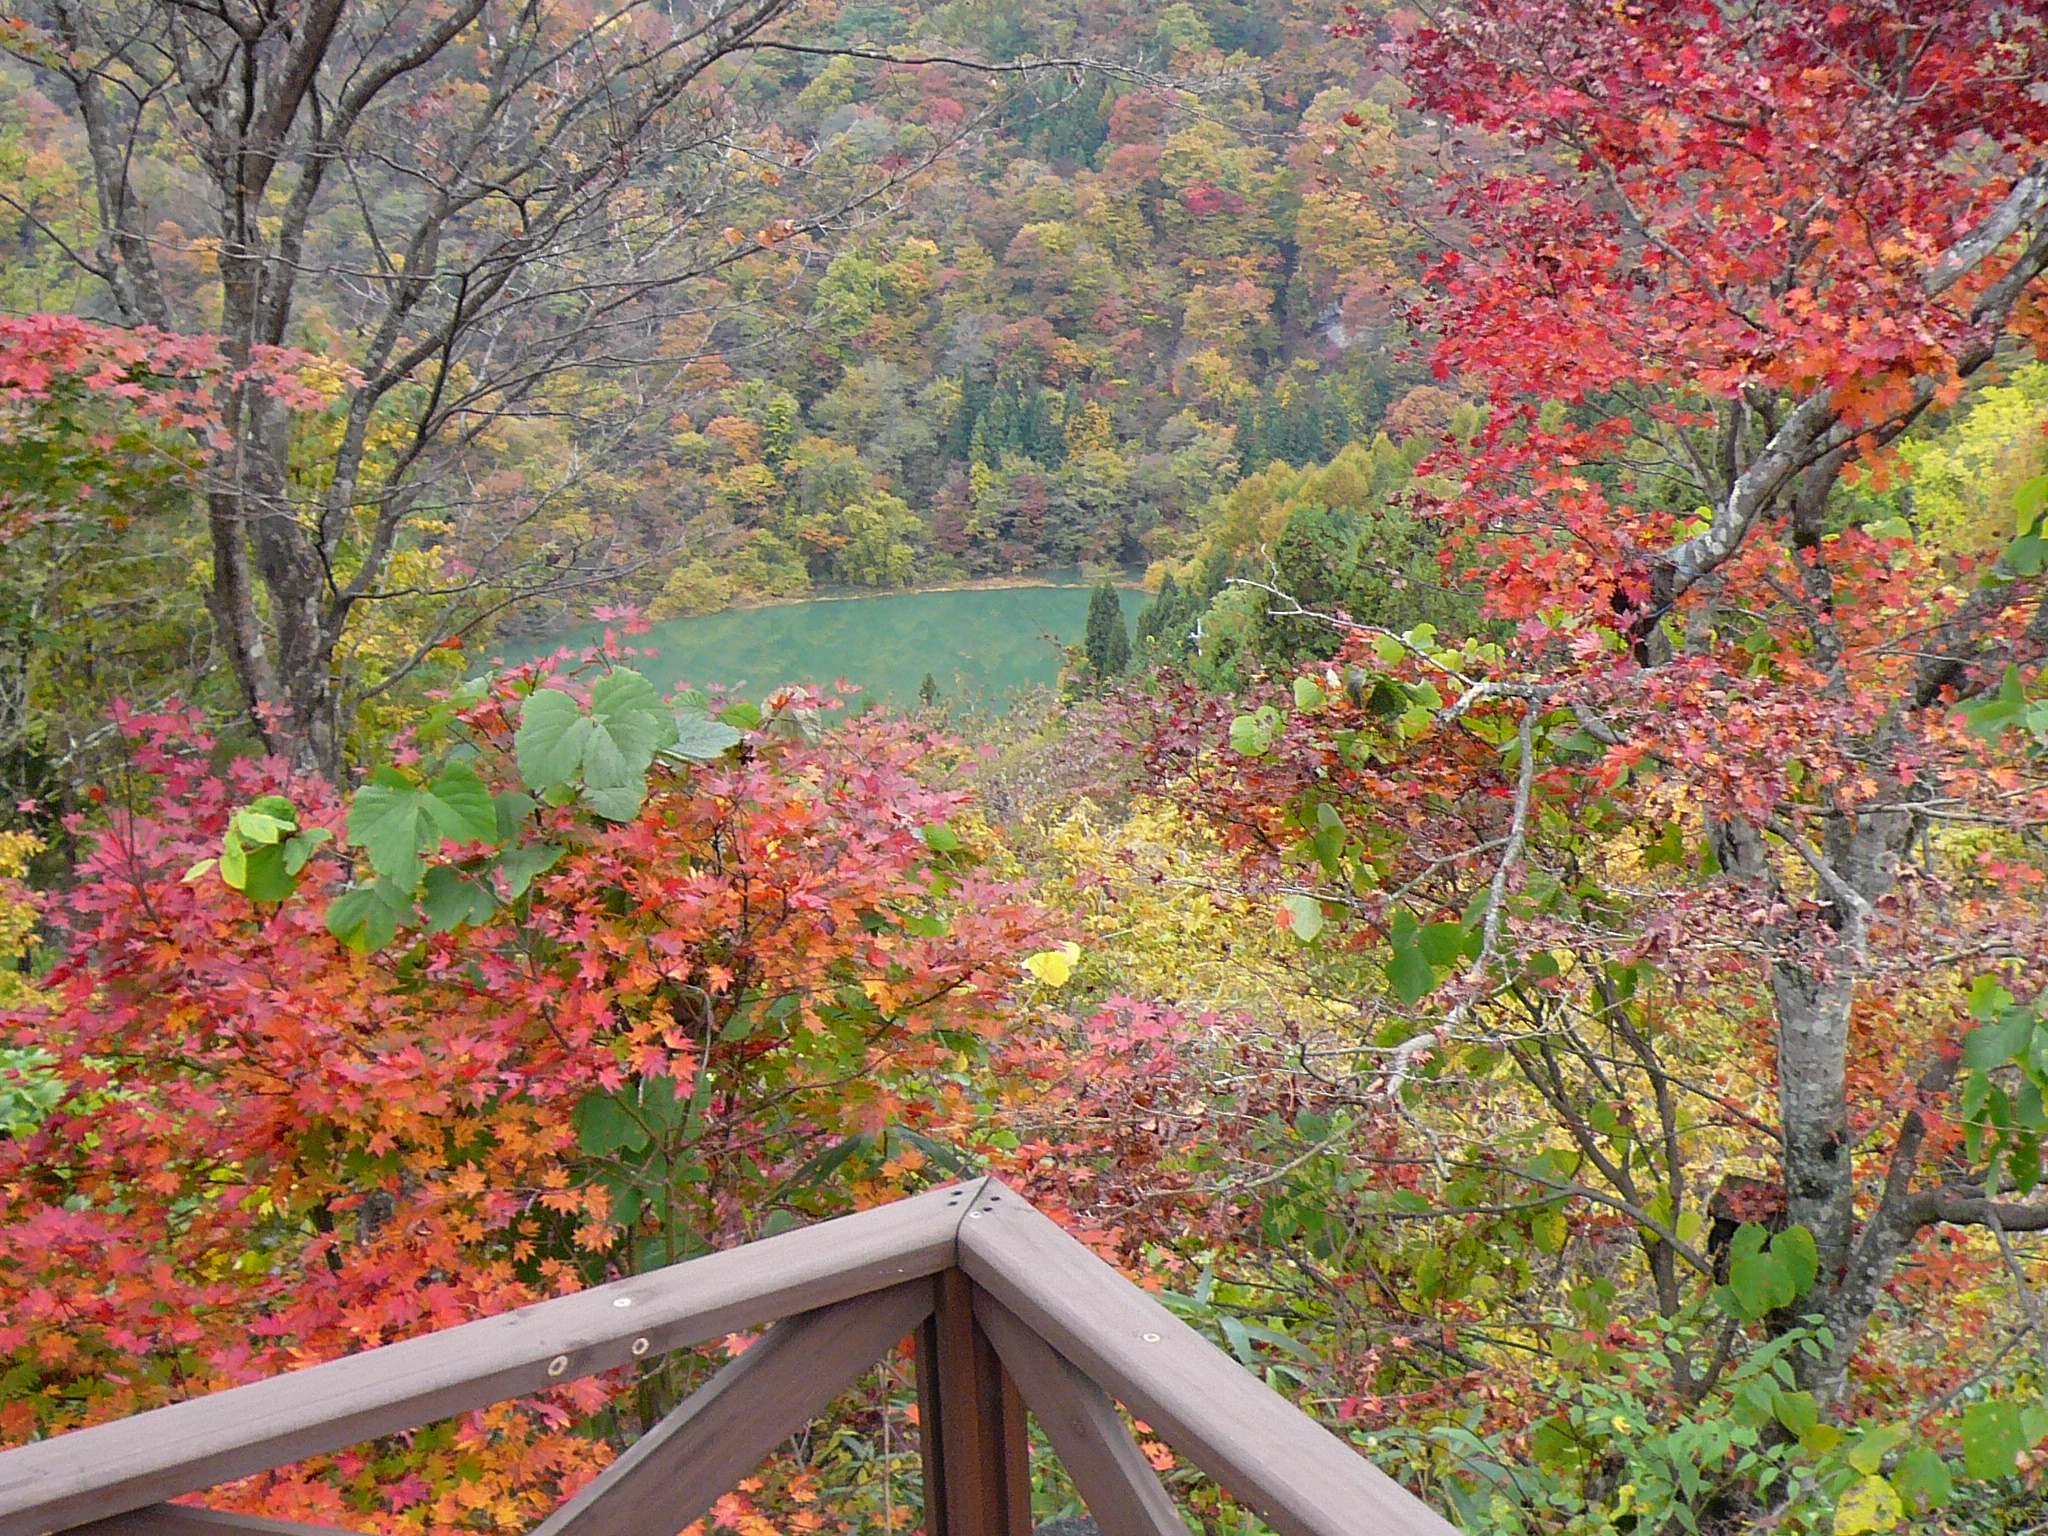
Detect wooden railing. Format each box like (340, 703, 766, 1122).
(0, 1179, 1459, 1536)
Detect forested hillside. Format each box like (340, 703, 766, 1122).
(5, 2, 2048, 1535)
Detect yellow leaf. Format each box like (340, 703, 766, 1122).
(1023, 941, 1081, 987)
(1835, 1474, 1902, 1535)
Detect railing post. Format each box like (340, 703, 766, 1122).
(916, 1269, 1031, 1536)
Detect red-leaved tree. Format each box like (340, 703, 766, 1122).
(1171, 0, 2048, 1418)
(0, 653, 1041, 1523)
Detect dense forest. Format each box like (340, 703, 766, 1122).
(3, 1, 2048, 1534)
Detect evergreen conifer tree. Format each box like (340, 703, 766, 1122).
(1233, 401, 1261, 477)
(1083, 578, 1129, 680)
(948, 376, 990, 461)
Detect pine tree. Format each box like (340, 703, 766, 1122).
(918, 671, 941, 707)
(1083, 578, 1129, 681)
(1233, 401, 1261, 477)
(1013, 385, 1054, 462)
(1135, 572, 1181, 651)
(948, 376, 990, 461)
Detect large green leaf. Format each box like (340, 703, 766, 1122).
(1956, 1401, 2028, 1480)
(495, 841, 563, 900)
(347, 763, 502, 888)
(420, 864, 496, 934)
(573, 1091, 651, 1156)
(514, 690, 593, 789)
(1386, 940, 1434, 1005)
(515, 670, 678, 820)
(668, 711, 744, 763)
(326, 878, 413, 952)
(1717, 1223, 1820, 1321)
(217, 796, 316, 902)
(1419, 921, 1466, 967)
(1774, 1223, 1819, 1295)
(282, 828, 332, 875)
(1891, 1446, 1952, 1511)
(1964, 1007, 2035, 1069)
(235, 842, 297, 904)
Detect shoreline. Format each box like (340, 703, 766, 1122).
(715, 571, 1147, 614)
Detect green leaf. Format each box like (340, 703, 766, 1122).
(573, 1092, 650, 1157)
(515, 689, 595, 790)
(1386, 941, 1435, 1006)
(231, 807, 295, 846)
(1530, 1207, 1568, 1254)
(1725, 1222, 1799, 1319)
(219, 828, 249, 890)
(421, 762, 499, 846)
(1280, 894, 1324, 944)
(583, 782, 649, 822)
(2017, 472, 2048, 534)
(1643, 822, 1687, 868)
(635, 1075, 690, 1134)
(1891, 1447, 1951, 1511)
(494, 790, 537, 842)
(516, 671, 677, 820)
(1847, 1424, 1901, 1475)
(668, 712, 744, 763)
(281, 828, 332, 875)
(326, 879, 412, 952)
(1773, 1391, 1819, 1439)
(1419, 921, 1466, 967)
(1964, 667, 2029, 743)
(921, 822, 962, 853)
(1229, 705, 1282, 757)
(494, 842, 563, 901)
(1956, 1401, 2026, 1480)
(1292, 675, 1326, 711)
(1968, 976, 2016, 1021)
(420, 865, 496, 934)
(236, 844, 296, 904)
(346, 764, 502, 888)
(1964, 1008, 2035, 1069)
(1774, 1224, 1819, 1296)
(1801, 1423, 1842, 1454)
(584, 670, 677, 777)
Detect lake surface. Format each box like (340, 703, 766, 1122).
(495, 584, 1144, 709)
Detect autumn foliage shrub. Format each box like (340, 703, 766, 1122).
(0, 655, 1042, 1524)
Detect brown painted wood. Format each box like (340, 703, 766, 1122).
(0, 1181, 984, 1536)
(68, 1507, 353, 1536)
(915, 1315, 949, 1536)
(972, 1293, 1184, 1536)
(534, 1281, 936, 1536)
(957, 1182, 1460, 1536)
(921, 1269, 1031, 1536)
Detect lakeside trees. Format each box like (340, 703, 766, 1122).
(4, 0, 955, 776)
(5, 0, 2048, 1531)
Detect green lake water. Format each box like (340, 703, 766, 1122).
(495, 583, 1144, 709)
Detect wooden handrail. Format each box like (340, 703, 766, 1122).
(0, 1178, 1458, 1536)
(957, 1183, 1459, 1536)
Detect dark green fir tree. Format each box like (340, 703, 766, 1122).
(1083, 578, 1130, 681)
